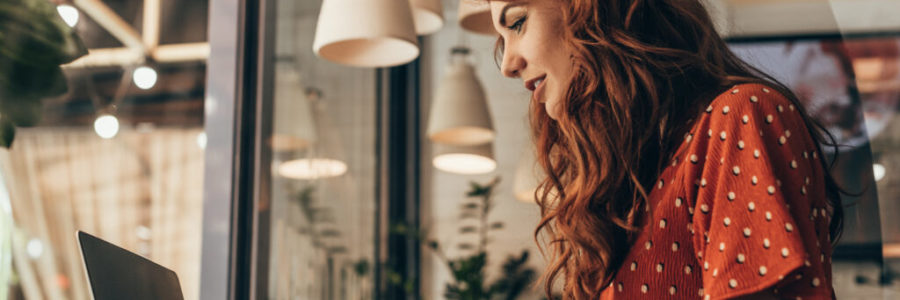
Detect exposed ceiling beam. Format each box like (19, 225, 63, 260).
(73, 0, 146, 52)
(63, 43, 210, 68)
(143, 0, 161, 49)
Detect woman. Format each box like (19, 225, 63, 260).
(488, 0, 845, 299)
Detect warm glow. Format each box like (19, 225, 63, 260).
(874, 163, 886, 182)
(93, 114, 119, 139)
(57, 4, 79, 27)
(197, 132, 207, 149)
(433, 153, 496, 174)
(133, 66, 158, 90)
(278, 158, 348, 179)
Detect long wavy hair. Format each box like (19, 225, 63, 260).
(494, 0, 848, 298)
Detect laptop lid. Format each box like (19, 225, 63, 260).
(77, 231, 185, 300)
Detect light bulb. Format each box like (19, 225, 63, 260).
(133, 66, 158, 90)
(433, 153, 496, 174)
(26, 238, 43, 259)
(57, 4, 79, 27)
(94, 114, 119, 139)
(278, 158, 348, 179)
(873, 163, 886, 182)
(197, 132, 207, 149)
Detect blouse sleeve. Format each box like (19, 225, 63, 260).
(684, 85, 830, 300)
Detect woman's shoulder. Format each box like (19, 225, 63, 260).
(705, 82, 794, 115)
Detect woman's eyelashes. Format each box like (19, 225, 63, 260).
(507, 15, 527, 33)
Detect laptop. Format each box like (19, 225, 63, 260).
(77, 231, 185, 300)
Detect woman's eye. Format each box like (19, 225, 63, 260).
(507, 16, 526, 32)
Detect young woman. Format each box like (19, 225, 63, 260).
(488, 0, 845, 299)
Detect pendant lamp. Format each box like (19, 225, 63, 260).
(433, 142, 496, 175)
(410, 0, 444, 35)
(313, 0, 419, 67)
(427, 47, 495, 146)
(278, 89, 349, 180)
(513, 149, 542, 203)
(458, 0, 496, 35)
(271, 63, 317, 152)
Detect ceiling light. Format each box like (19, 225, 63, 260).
(433, 143, 496, 175)
(93, 114, 119, 139)
(313, 0, 419, 67)
(427, 47, 494, 146)
(410, 0, 444, 35)
(874, 163, 886, 182)
(56, 4, 79, 28)
(133, 66, 158, 90)
(278, 158, 348, 180)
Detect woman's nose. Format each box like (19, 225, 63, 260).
(500, 49, 525, 78)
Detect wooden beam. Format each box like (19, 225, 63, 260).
(62, 43, 210, 68)
(73, 0, 145, 51)
(153, 43, 210, 63)
(143, 0, 161, 49)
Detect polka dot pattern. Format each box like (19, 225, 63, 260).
(600, 84, 834, 300)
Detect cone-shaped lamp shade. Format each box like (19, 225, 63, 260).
(427, 57, 495, 145)
(278, 158, 348, 180)
(513, 149, 544, 203)
(433, 143, 496, 174)
(313, 0, 419, 67)
(410, 0, 444, 35)
(458, 0, 496, 35)
(271, 64, 317, 151)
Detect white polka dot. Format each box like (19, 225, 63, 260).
(705, 294, 710, 300)
(688, 207, 695, 215)
(791, 160, 798, 169)
(733, 166, 741, 175)
(812, 277, 821, 287)
(785, 130, 791, 138)
(708, 129, 713, 137)
(767, 186, 776, 195)
(712, 268, 718, 277)
(690, 154, 698, 163)
(737, 140, 745, 149)
(821, 253, 825, 262)
(631, 261, 637, 271)
(759, 266, 768, 276)
(723, 106, 730, 114)
(684, 265, 692, 274)
(801, 186, 807, 195)
(748, 202, 756, 211)
(675, 197, 683, 207)
(805, 259, 811, 267)
(766, 114, 774, 124)
(669, 286, 676, 295)
(776, 179, 782, 187)
(743, 227, 752, 237)
(765, 211, 773, 221)
(789, 104, 795, 111)
(720, 131, 727, 140)
(645, 241, 652, 250)
(805, 177, 810, 185)
(659, 180, 664, 189)
(618, 283, 623, 292)
(778, 105, 784, 113)
(641, 284, 648, 293)
(813, 151, 818, 159)
(672, 242, 680, 251)
(704, 261, 709, 270)
(659, 219, 667, 228)
(724, 217, 732, 227)
(719, 242, 726, 252)
(750, 95, 759, 102)
(751, 176, 758, 185)
(701, 178, 707, 187)
(720, 157, 725, 164)
(686, 134, 693, 143)
(701, 204, 709, 213)
(760, 129, 764, 136)
(737, 253, 746, 263)
(732, 89, 740, 94)
(779, 136, 787, 145)
(742, 115, 749, 124)
(706, 105, 713, 113)
(764, 238, 771, 249)
(729, 279, 738, 289)
(763, 88, 770, 93)
(656, 263, 664, 272)
(781, 247, 790, 257)
(754, 149, 761, 158)
(727, 192, 736, 201)
(785, 223, 794, 232)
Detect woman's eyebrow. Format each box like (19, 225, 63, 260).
(498, 3, 525, 27)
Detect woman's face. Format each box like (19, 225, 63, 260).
(490, 0, 576, 120)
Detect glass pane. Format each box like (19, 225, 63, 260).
(264, 0, 378, 298)
(0, 1, 208, 299)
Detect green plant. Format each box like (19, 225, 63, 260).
(0, 0, 88, 147)
(420, 177, 537, 300)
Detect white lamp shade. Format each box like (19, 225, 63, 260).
(513, 149, 543, 203)
(313, 0, 420, 67)
(458, 0, 496, 35)
(272, 63, 317, 151)
(433, 143, 496, 175)
(278, 158, 349, 180)
(427, 60, 495, 145)
(410, 0, 444, 35)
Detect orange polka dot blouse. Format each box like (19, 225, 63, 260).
(600, 83, 835, 300)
